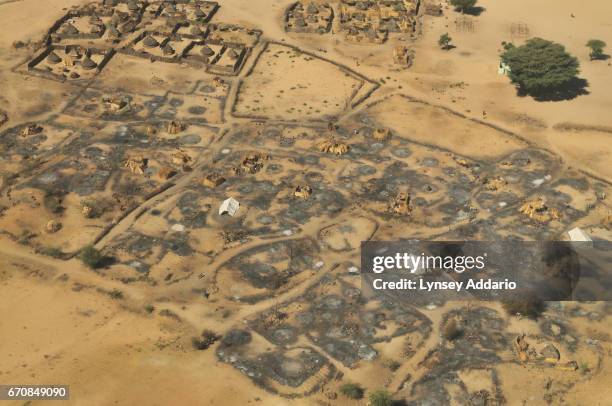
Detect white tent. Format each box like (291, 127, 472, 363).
(498, 61, 511, 75)
(567, 227, 591, 242)
(219, 197, 240, 216)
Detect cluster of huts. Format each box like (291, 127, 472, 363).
(339, 0, 421, 43)
(284, 0, 422, 44)
(126, 23, 256, 75)
(27, 0, 258, 80)
(27, 45, 116, 81)
(285, 1, 335, 34)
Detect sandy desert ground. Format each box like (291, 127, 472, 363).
(0, 0, 611, 405)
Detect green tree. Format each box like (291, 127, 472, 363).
(79, 245, 104, 269)
(40, 246, 64, 258)
(450, 0, 477, 13)
(586, 39, 607, 60)
(340, 383, 364, 399)
(501, 38, 580, 95)
(368, 390, 394, 406)
(438, 33, 452, 50)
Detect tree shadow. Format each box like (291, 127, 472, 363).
(591, 54, 611, 61)
(518, 77, 590, 101)
(463, 6, 486, 16)
(96, 255, 117, 269)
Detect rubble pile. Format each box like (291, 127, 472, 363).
(373, 127, 392, 141)
(483, 176, 506, 191)
(240, 153, 269, 174)
(172, 150, 192, 167)
(81, 203, 95, 218)
(102, 96, 128, 112)
(202, 172, 226, 187)
(393, 45, 414, 67)
(157, 166, 177, 181)
(166, 120, 186, 134)
(317, 139, 349, 155)
(390, 191, 411, 215)
(45, 219, 62, 233)
(294, 185, 312, 199)
(519, 198, 560, 223)
(513, 334, 577, 370)
(20, 124, 44, 137)
(124, 156, 148, 175)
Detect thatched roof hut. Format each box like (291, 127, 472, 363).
(143, 35, 159, 48)
(119, 20, 137, 33)
(127, 0, 139, 12)
(200, 45, 214, 56)
(162, 44, 175, 55)
(81, 55, 98, 70)
(62, 23, 79, 35)
(194, 6, 206, 18)
(306, 3, 319, 14)
(108, 25, 121, 39)
(227, 49, 239, 59)
(47, 51, 62, 64)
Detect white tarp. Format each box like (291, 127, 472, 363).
(219, 197, 240, 216)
